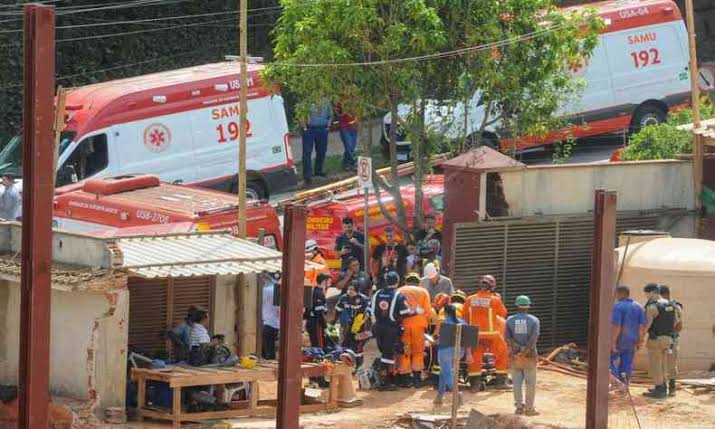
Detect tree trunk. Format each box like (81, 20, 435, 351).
(412, 98, 426, 238)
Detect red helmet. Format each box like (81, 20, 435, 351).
(480, 274, 497, 291)
(433, 293, 451, 310)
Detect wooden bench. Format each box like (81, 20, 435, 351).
(130, 361, 351, 428)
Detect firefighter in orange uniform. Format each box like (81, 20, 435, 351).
(398, 275, 432, 387)
(305, 239, 329, 286)
(463, 275, 509, 389)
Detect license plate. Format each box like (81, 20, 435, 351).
(397, 153, 408, 161)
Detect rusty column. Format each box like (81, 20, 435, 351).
(585, 190, 617, 429)
(276, 204, 307, 428)
(19, 4, 56, 429)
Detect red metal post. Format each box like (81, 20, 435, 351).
(586, 190, 617, 429)
(19, 4, 56, 429)
(276, 204, 307, 429)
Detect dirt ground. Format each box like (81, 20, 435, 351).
(111, 339, 715, 429)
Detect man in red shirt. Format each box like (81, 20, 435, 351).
(336, 104, 358, 171)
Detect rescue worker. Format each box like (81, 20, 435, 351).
(335, 281, 371, 368)
(305, 239, 329, 286)
(305, 273, 331, 349)
(398, 277, 432, 387)
(610, 285, 647, 384)
(658, 285, 684, 397)
(463, 275, 509, 390)
(642, 283, 678, 399)
(428, 292, 451, 383)
(371, 271, 411, 391)
(505, 295, 540, 416)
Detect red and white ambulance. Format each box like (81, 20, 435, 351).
(52, 175, 283, 248)
(383, 0, 692, 155)
(0, 62, 296, 199)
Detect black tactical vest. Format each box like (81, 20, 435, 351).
(648, 300, 676, 337)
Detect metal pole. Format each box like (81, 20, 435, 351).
(276, 204, 307, 429)
(450, 324, 462, 429)
(237, 0, 248, 238)
(585, 190, 617, 429)
(363, 187, 370, 275)
(19, 4, 55, 429)
(684, 0, 703, 216)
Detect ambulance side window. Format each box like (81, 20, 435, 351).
(56, 134, 109, 186)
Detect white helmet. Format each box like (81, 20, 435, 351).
(423, 263, 439, 280)
(305, 239, 319, 252)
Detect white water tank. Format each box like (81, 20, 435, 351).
(616, 236, 715, 372)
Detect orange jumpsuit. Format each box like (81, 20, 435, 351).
(305, 253, 329, 286)
(397, 285, 432, 374)
(463, 290, 509, 377)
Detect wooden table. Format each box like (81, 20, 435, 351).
(130, 361, 350, 428)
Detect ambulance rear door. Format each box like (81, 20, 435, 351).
(604, 20, 690, 112)
(113, 111, 198, 184)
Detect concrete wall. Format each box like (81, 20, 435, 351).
(0, 280, 128, 417)
(499, 160, 695, 218)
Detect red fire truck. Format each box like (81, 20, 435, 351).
(305, 175, 445, 270)
(53, 175, 283, 248)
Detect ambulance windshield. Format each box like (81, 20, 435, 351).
(0, 131, 76, 176)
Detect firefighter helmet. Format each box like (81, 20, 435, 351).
(480, 274, 497, 291)
(405, 272, 421, 285)
(433, 293, 451, 310)
(451, 290, 467, 304)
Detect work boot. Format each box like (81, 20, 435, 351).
(668, 379, 676, 397)
(413, 372, 423, 388)
(469, 376, 482, 393)
(515, 404, 525, 415)
(398, 374, 414, 388)
(433, 394, 444, 405)
(643, 384, 668, 399)
(524, 407, 540, 416)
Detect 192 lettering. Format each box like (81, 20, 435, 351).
(630, 48, 661, 68)
(216, 120, 252, 143)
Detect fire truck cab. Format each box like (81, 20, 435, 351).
(305, 175, 445, 270)
(53, 175, 282, 248)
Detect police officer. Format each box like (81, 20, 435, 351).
(659, 285, 684, 397)
(371, 271, 411, 391)
(642, 283, 677, 399)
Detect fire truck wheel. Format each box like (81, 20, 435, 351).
(629, 104, 667, 135)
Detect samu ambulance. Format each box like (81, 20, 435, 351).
(0, 62, 296, 199)
(382, 0, 692, 155)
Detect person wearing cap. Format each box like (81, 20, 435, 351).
(419, 263, 454, 300)
(370, 271, 411, 390)
(397, 275, 432, 387)
(463, 275, 509, 390)
(0, 173, 21, 221)
(642, 283, 677, 399)
(505, 295, 540, 416)
(334, 217, 365, 271)
(610, 285, 647, 385)
(372, 225, 408, 288)
(305, 239, 329, 287)
(659, 285, 683, 397)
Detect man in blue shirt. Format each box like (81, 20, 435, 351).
(610, 285, 647, 384)
(301, 100, 332, 185)
(505, 295, 540, 416)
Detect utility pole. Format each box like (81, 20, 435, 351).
(19, 4, 55, 428)
(238, 0, 248, 238)
(685, 0, 703, 214)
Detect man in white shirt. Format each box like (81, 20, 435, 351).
(188, 308, 211, 348)
(0, 173, 21, 221)
(261, 272, 281, 360)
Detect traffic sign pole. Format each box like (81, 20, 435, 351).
(357, 156, 372, 275)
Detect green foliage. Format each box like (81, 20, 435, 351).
(0, 0, 281, 145)
(621, 98, 715, 161)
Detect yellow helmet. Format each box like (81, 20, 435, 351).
(239, 355, 258, 369)
(451, 290, 467, 303)
(405, 272, 421, 285)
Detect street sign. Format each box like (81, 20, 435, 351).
(357, 156, 372, 189)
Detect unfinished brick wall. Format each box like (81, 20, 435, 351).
(558, 0, 715, 61)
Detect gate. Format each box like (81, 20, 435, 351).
(451, 212, 665, 349)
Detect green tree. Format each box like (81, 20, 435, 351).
(265, 0, 600, 233)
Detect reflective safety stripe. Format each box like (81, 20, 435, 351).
(389, 291, 399, 323)
(468, 371, 481, 377)
(488, 307, 494, 333)
(313, 305, 326, 311)
(381, 358, 395, 364)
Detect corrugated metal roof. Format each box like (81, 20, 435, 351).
(115, 232, 288, 278)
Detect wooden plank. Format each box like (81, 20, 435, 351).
(136, 377, 146, 422)
(170, 370, 277, 387)
(172, 387, 181, 429)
